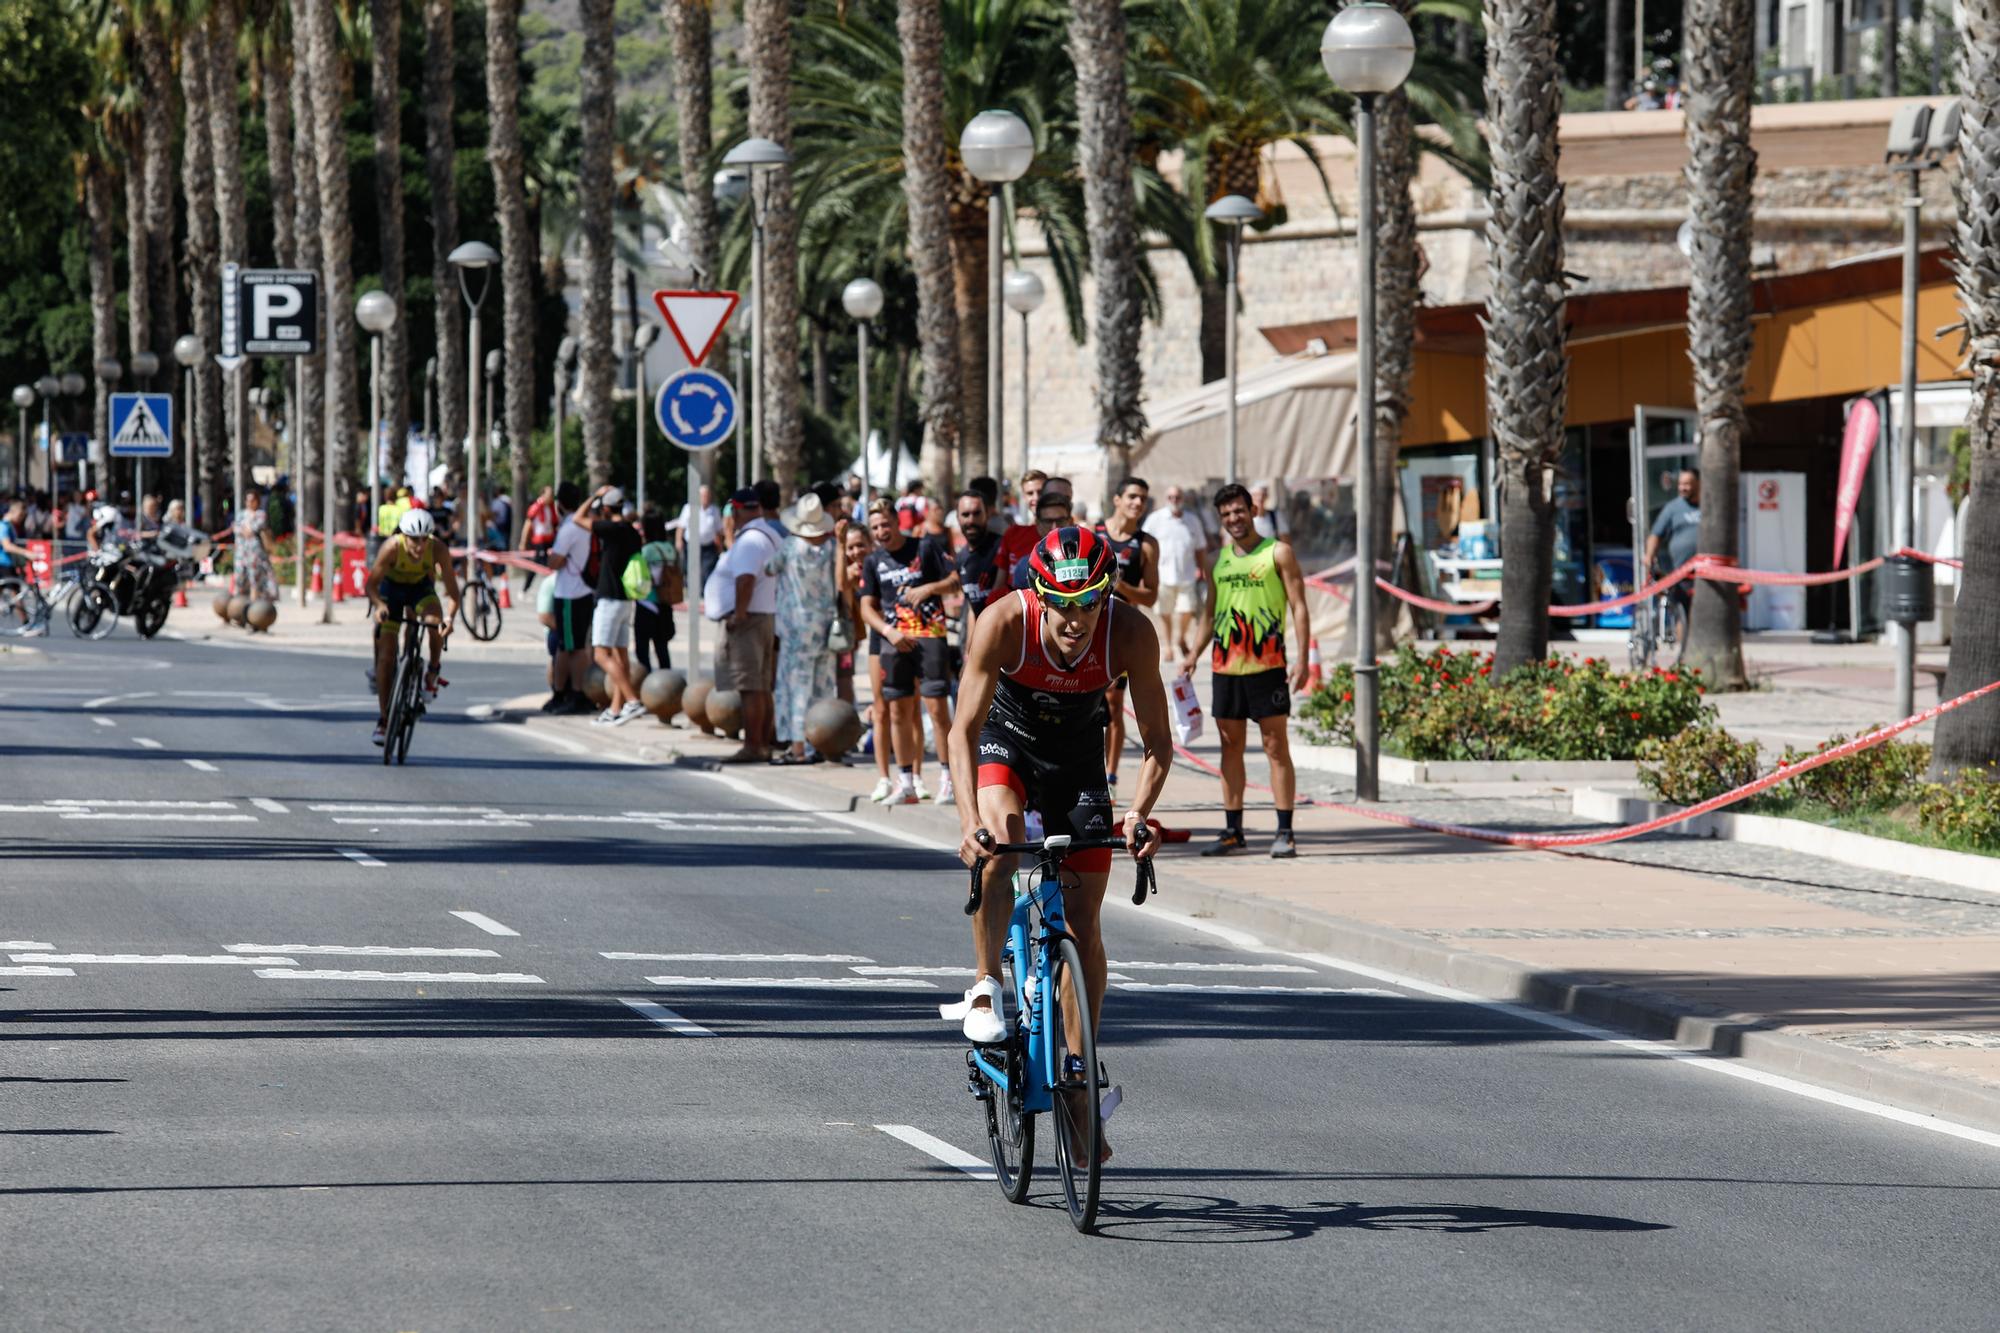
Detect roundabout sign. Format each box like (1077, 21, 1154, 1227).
(655, 368, 738, 451)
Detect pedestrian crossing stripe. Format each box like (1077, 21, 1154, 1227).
(109, 393, 174, 457)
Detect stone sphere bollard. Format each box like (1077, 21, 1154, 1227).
(245, 599, 278, 632)
(705, 688, 744, 738)
(683, 678, 714, 733)
(212, 592, 233, 621)
(226, 595, 250, 627)
(583, 666, 611, 708)
(641, 668, 686, 721)
(803, 698, 864, 759)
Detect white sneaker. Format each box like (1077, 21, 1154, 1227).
(590, 708, 617, 726)
(945, 977, 1007, 1045)
(935, 770, 955, 805)
(612, 700, 647, 726)
(869, 776, 895, 804)
(894, 780, 920, 806)
(911, 776, 933, 803)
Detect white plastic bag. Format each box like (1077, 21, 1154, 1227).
(1169, 672, 1204, 747)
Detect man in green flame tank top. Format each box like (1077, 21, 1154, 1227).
(1177, 483, 1311, 857)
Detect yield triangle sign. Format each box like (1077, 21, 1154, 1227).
(652, 289, 740, 368)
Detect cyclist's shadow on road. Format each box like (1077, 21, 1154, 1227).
(1083, 1193, 1672, 1244)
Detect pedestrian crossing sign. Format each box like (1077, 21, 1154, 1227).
(109, 392, 174, 458)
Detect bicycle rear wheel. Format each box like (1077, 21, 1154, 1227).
(982, 955, 1035, 1203)
(467, 582, 502, 641)
(384, 637, 416, 766)
(1048, 937, 1102, 1233)
(69, 584, 116, 640)
(0, 579, 33, 635)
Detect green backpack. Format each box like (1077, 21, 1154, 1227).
(620, 551, 653, 601)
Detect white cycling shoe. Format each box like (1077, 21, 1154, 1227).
(942, 976, 1008, 1045)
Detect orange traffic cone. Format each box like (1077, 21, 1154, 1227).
(173, 583, 188, 608)
(309, 563, 323, 595)
(332, 563, 345, 601)
(497, 571, 513, 609)
(1304, 638, 1324, 692)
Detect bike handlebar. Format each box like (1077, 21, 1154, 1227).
(962, 826, 1156, 917)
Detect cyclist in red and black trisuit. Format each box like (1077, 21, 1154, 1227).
(948, 526, 1173, 1160)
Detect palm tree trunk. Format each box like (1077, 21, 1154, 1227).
(302, 0, 356, 531)
(207, 0, 248, 478)
(1485, 0, 1569, 676)
(292, 37, 325, 537)
(137, 10, 177, 373)
(1932, 0, 2000, 773)
(946, 182, 988, 478)
(122, 132, 150, 373)
(488, 0, 534, 546)
(1679, 0, 1754, 691)
(421, 0, 464, 493)
(667, 0, 718, 286)
(179, 22, 224, 524)
(1604, 0, 1626, 111)
(1069, 0, 1147, 512)
(897, 0, 963, 497)
(746, 0, 802, 495)
(889, 342, 912, 481)
(261, 39, 295, 267)
(810, 319, 830, 415)
(576, 0, 616, 489)
(371, 0, 409, 472)
(86, 157, 117, 462)
(1198, 271, 1226, 384)
(1374, 15, 1419, 646)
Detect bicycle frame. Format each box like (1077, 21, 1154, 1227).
(967, 863, 1073, 1118)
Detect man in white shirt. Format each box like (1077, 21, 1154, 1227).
(541, 482, 598, 715)
(1250, 482, 1291, 544)
(718, 480, 785, 762)
(675, 485, 722, 584)
(1143, 484, 1210, 660)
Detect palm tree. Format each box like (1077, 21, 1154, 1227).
(420, 0, 464, 493)
(370, 0, 409, 469)
(1677, 0, 1754, 691)
(1484, 0, 1567, 676)
(179, 20, 225, 522)
(488, 0, 535, 542)
(301, 0, 356, 534)
(896, 0, 963, 494)
(291, 29, 326, 551)
(1932, 0, 2000, 773)
(251, 3, 295, 267)
(135, 7, 176, 384)
(746, 0, 802, 493)
(667, 0, 718, 287)
(1603, 0, 1625, 111)
(83, 153, 117, 456)
(207, 0, 249, 478)
(576, 0, 616, 488)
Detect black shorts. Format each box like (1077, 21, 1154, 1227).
(555, 595, 595, 653)
(1213, 667, 1291, 721)
(879, 637, 951, 700)
(377, 579, 440, 631)
(974, 725, 1114, 872)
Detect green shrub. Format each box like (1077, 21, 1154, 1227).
(1636, 725, 1763, 805)
(1773, 730, 1932, 815)
(1298, 645, 1710, 763)
(1917, 767, 2000, 847)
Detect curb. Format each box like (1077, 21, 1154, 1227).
(502, 703, 2000, 1137)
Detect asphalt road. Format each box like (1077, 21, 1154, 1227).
(5, 627, 2000, 1331)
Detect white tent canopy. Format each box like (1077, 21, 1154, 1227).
(842, 429, 923, 492)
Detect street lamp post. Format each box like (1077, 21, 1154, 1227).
(449, 241, 499, 582)
(553, 335, 577, 495)
(633, 322, 660, 511)
(721, 138, 793, 482)
(1323, 1, 1414, 805)
(484, 347, 503, 489)
(841, 277, 885, 511)
(357, 291, 399, 558)
(12, 385, 33, 494)
(959, 110, 1036, 482)
(1884, 101, 1960, 721)
(1204, 196, 1264, 487)
(33, 375, 56, 495)
(93, 356, 122, 496)
(59, 373, 85, 496)
(171, 338, 200, 519)
(1002, 269, 1045, 486)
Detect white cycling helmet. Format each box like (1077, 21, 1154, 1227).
(397, 508, 435, 539)
(93, 505, 119, 527)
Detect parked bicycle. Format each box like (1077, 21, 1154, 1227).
(457, 559, 504, 642)
(962, 828, 1156, 1233)
(1628, 584, 1686, 672)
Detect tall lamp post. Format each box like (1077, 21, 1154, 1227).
(59, 373, 85, 495)
(959, 110, 1035, 482)
(841, 277, 884, 511)
(1322, 0, 1414, 805)
(484, 347, 503, 484)
(1204, 195, 1264, 486)
(12, 385, 33, 493)
(1002, 269, 1045, 487)
(448, 241, 499, 580)
(33, 375, 57, 494)
(357, 291, 399, 557)
(633, 322, 659, 511)
(553, 335, 577, 495)
(1884, 100, 1960, 721)
(721, 137, 792, 482)
(93, 357, 122, 496)
(171, 338, 200, 516)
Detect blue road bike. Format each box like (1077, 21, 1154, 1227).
(962, 829, 1156, 1233)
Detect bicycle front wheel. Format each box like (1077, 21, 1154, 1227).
(384, 640, 416, 766)
(1048, 937, 1102, 1233)
(69, 584, 116, 640)
(982, 955, 1035, 1204)
(467, 582, 502, 641)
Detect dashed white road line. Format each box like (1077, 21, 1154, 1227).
(58, 812, 257, 823)
(450, 910, 518, 937)
(0, 941, 55, 950)
(0, 965, 75, 977)
(91, 716, 115, 728)
(132, 738, 163, 749)
(853, 964, 1135, 981)
(183, 759, 220, 772)
(1112, 981, 1400, 996)
(227, 944, 503, 958)
(693, 770, 942, 851)
(83, 691, 157, 710)
(255, 969, 545, 984)
(873, 1125, 993, 1180)
(645, 975, 939, 990)
(310, 804, 501, 814)
(332, 817, 532, 828)
(603, 952, 873, 964)
(1108, 960, 1317, 974)
(248, 797, 290, 814)
(12, 953, 296, 966)
(49, 800, 235, 809)
(619, 997, 717, 1038)
(336, 848, 386, 868)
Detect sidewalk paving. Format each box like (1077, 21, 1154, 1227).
(497, 684, 2000, 1134)
(165, 575, 548, 664)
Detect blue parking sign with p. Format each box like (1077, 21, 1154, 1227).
(109, 392, 174, 458)
(655, 370, 737, 451)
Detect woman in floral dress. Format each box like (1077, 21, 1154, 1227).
(767, 493, 846, 763)
(231, 489, 279, 601)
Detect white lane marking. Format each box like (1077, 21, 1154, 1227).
(1112, 981, 1400, 996)
(618, 811, 818, 823)
(337, 848, 386, 868)
(48, 800, 237, 809)
(854, 965, 1135, 981)
(0, 966, 75, 976)
(83, 691, 157, 710)
(694, 770, 944, 851)
(1108, 960, 1317, 974)
(255, 969, 545, 984)
(226, 944, 503, 958)
(184, 759, 220, 772)
(91, 716, 115, 728)
(0, 941, 55, 950)
(249, 797, 290, 814)
(873, 1125, 993, 1180)
(0, 804, 56, 812)
(645, 975, 938, 990)
(60, 813, 258, 823)
(619, 996, 717, 1038)
(309, 804, 501, 814)
(132, 738, 163, 749)
(450, 911, 518, 937)
(603, 952, 874, 964)
(12, 953, 296, 966)
(331, 817, 532, 828)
